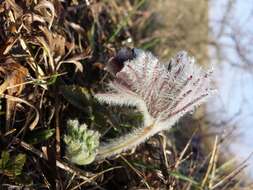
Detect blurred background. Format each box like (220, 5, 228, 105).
(208, 0, 253, 177)
(148, 0, 253, 178)
(144, 0, 253, 174)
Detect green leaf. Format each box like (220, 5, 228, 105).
(0, 151, 26, 177)
(108, 0, 146, 42)
(0, 151, 10, 169)
(13, 154, 26, 176)
(87, 22, 96, 50)
(168, 171, 200, 187)
(140, 38, 161, 50)
(26, 128, 55, 144)
(60, 85, 92, 113)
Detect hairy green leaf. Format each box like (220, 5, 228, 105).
(26, 128, 55, 144)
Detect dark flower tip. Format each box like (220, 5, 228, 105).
(106, 47, 136, 75)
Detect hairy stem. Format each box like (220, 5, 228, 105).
(96, 123, 162, 160)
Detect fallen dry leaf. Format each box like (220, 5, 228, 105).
(0, 57, 29, 129)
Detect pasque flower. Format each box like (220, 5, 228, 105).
(95, 48, 214, 160)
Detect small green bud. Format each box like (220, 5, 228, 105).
(64, 119, 100, 165)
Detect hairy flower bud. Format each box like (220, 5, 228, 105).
(64, 119, 100, 165)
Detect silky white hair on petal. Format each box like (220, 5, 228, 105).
(95, 48, 215, 160)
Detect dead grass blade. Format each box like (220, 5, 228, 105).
(3, 94, 39, 130)
(18, 37, 45, 77)
(174, 131, 197, 169)
(211, 152, 253, 189)
(19, 139, 121, 189)
(34, 0, 55, 29)
(201, 136, 219, 188)
(56, 53, 91, 72)
(120, 155, 151, 189)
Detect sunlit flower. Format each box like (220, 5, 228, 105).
(95, 48, 214, 160)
